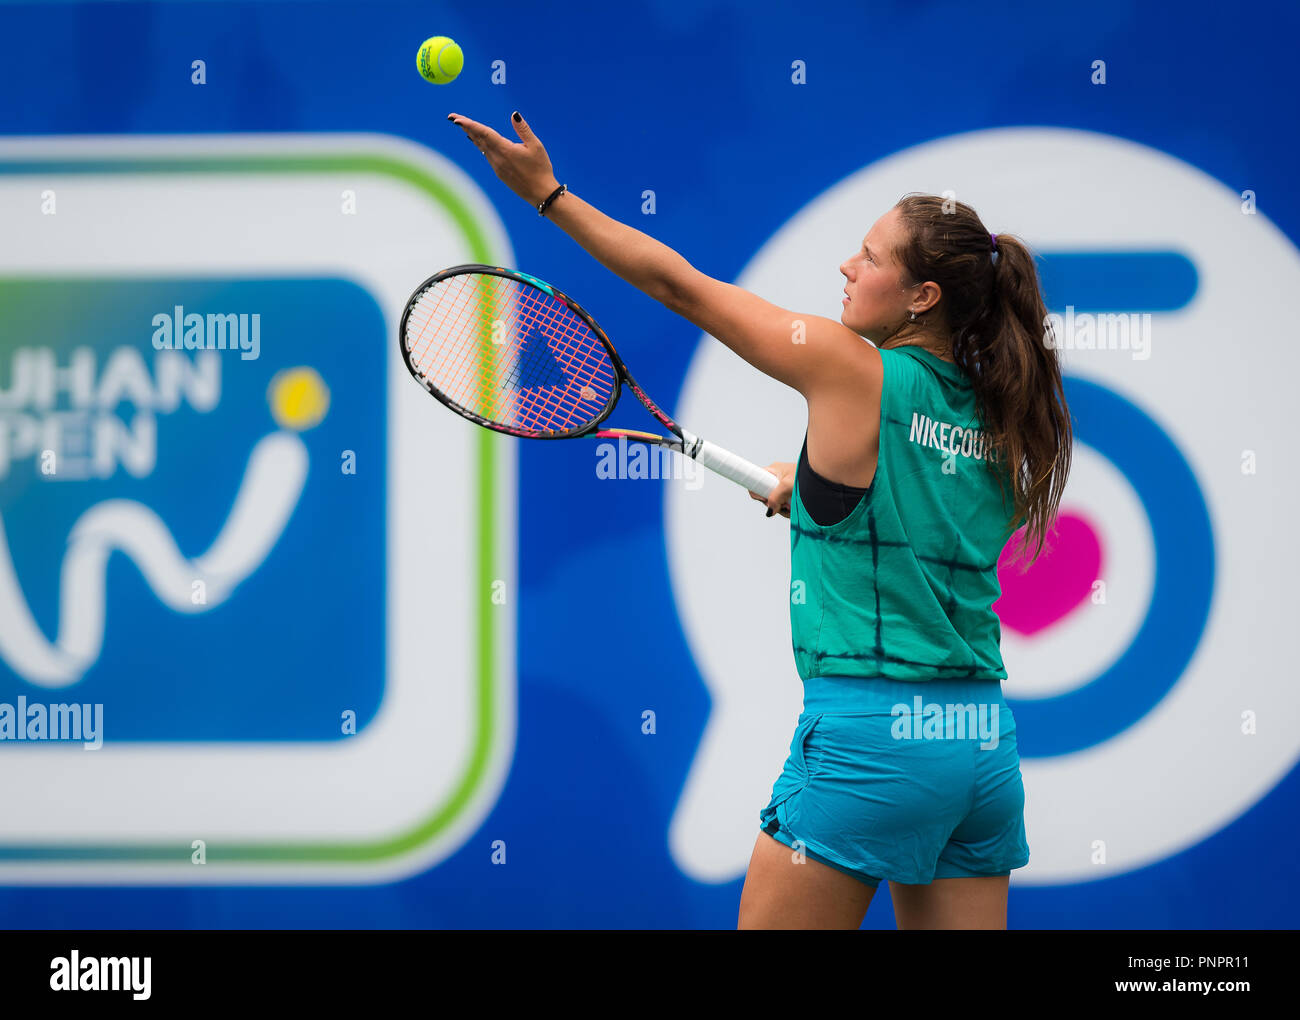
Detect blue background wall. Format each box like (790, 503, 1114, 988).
(0, 0, 1296, 928)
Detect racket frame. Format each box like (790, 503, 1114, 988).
(400, 263, 778, 497)
(399, 263, 690, 449)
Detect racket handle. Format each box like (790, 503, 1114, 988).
(678, 428, 779, 498)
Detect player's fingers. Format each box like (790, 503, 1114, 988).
(510, 110, 537, 145)
(447, 112, 484, 133)
(446, 113, 479, 146)
(764, 488, 790, 511)
(447, 114, 499, 151)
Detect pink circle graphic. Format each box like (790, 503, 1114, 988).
(995, 512, 1103, 637)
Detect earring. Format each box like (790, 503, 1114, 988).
(909, 311, 917, 321)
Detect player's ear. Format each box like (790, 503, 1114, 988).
(912, 280, 942, 315)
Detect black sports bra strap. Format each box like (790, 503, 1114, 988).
(797, 432, 871, 527)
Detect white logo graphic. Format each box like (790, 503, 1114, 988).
(0, 134, 517, 884)
(0, 398, 311, 688)
(665, 128, 1300, 885)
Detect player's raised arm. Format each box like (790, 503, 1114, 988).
(447, 111, 687, 304)
(653, 269, 879, 397)
(446, 110, 876, 398)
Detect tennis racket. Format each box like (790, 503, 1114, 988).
(399, 264, 778, 498)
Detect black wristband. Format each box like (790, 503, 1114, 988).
(537, 183, 567, 216)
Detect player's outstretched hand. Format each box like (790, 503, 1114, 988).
(750, 462, 794, 518)
(447, 111, 561, 208)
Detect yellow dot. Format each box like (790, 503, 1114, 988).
(268, 367, 330, 431)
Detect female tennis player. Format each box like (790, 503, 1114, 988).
(449, 110, 1072, 930)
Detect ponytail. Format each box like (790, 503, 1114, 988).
(891, 194, 1073, 568)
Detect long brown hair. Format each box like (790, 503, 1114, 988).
(890, 193, 1072, 567)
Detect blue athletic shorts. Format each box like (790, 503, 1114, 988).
(758, 673, 1029, 887)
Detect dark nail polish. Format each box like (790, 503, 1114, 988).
(766, 508, 774, 517)
(512, 111, 521, 122)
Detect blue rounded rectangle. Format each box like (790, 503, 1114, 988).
(0, 277, 387, 741)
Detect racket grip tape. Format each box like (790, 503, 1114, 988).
(679, 429, 779, 498)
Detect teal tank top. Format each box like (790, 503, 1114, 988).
(788, 345, 1018, 683)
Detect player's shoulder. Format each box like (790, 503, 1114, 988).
(873, 341, 916, 387)
(877, 343, 939, 386)
(795, 316, 883, 401)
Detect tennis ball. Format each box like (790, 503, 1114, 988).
(416, 36, 463, 84)
(268, 367, 330, 432)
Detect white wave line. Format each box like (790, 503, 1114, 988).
(0, 431, 309, 689)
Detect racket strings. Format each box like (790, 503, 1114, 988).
(404, 273, 616, 435)
(508, 287, 612, 424)
(413, 276, 556, 395)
